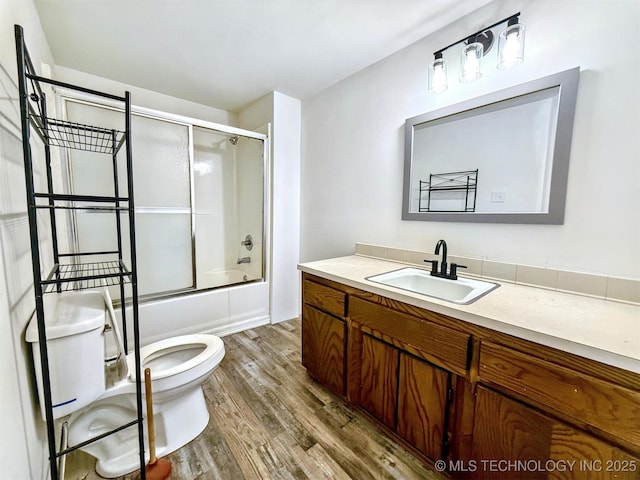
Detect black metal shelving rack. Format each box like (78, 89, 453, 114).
(419, 169, 478, 213)
(15, 25, 146, 480)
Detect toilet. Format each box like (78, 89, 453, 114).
(27, 289, 225, 478)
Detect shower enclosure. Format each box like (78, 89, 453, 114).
(63, 97, 267, 300)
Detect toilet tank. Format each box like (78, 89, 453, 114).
(26, 291, 107, 420)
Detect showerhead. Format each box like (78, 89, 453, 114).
(229, 136, 239, 145)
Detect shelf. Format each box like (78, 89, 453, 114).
(31, 115, 125, 155)
(419, 169, 478, 213)
(42, 260, 132, 293)
(33, 192, 129, 209)
(16, 24, 145, 480)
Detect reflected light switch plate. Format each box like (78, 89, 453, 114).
(491, 191, 506, 203)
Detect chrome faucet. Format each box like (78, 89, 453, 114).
(425, 239, 466, 280)
(237, 256, 251, 264)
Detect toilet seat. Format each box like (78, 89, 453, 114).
(126, 334, 225, 381)
(101, 287, 225, 386)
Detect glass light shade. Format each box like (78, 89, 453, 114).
(428, 57, 448, 93)
(460, 42, 483, 83)
(497, 23, 525, 69)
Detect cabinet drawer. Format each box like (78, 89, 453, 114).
(349, 297, 470, 373)
(303, 279, 346, 318)
(479, 342, 640, 450)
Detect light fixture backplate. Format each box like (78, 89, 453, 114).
(466, 30, 494, 56)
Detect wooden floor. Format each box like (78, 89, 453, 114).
(66, 319, 446, 480)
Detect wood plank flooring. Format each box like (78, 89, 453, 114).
(65, 319, 447, 480)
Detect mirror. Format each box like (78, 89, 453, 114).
(402, 67, 580, 224)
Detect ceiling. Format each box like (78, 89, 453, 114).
(34, 0, 491, 112)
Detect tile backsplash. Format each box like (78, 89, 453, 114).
(355, 242, 640, 305)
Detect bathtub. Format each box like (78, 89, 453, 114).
(200, 268, 252, 289)
(115, 277, 270, 350)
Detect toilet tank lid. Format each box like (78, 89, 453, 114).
(26, 291, 106, 342)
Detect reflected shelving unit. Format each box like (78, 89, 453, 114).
(15, 25, 146, 479)
(419, 169, 478, 213)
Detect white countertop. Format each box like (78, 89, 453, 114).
(298, 255, 640, 374)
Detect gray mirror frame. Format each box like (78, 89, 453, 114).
(402, 67, 580, 224)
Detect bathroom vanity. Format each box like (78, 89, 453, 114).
(299, 255, 640, 479)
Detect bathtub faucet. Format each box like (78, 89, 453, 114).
(237, 256, 251, 264)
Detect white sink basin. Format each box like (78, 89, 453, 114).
(366, 267, 499, 304)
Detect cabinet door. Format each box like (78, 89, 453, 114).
(301, 305, 346, 395)
(397, 353, 449, 460)
(471, 386, 640, 480)
(360, 334, 399, 429)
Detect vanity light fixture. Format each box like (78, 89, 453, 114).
(428, 52, 448, 93)
(428, 13, 525, 93)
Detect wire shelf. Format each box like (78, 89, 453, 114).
(419, 169, 478, 213)
(32, 115, 125, 154)
(42, 260, 132, 293)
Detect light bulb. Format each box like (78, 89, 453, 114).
(464, 51, 480, 78)
(429, 56, 448, 93)
(498, 23, 525, 69)
(460, 42, 483, 83)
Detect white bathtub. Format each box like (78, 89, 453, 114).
(115, 278, 270, 350)
(200, 268, 251, 289)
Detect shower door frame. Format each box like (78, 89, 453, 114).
(59, 93, 270, 302)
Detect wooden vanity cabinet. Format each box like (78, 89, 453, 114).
(301, 275, 348, 396)
(358, 331, 451, 459)
(360, 334, 399, 428)
(349, 296, 467, 462)
(300, 273, 640, 479)
(468, 341, 640, 479)
(470, 386, 640, 480)
(397, 353, 450, 460)
(477, 342, 640, 452)
(301, 305, 345, 395)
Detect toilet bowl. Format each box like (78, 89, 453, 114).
(27, 289, 225, 478)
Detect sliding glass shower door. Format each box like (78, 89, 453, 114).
(192, 127, 264, 290)
(130, 114, 193, 296)
(64, 99, 266, 299)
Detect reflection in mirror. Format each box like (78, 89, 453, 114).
(402, 67, 580, 224)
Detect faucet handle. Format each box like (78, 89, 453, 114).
(449, 263, 467, 280)
(424, 259, 438, 275)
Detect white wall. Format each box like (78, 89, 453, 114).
(301, 0, 640, 279)
(56, 66, 237, 126)
(271, 92, 301, 321)
(0, 1, 54, 477)
(239, 92, 302, 322)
